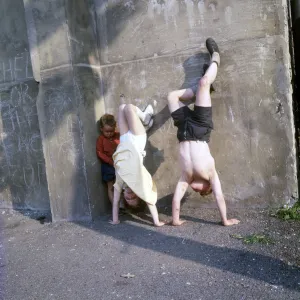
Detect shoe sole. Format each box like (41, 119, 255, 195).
(206, 38, 219, 55)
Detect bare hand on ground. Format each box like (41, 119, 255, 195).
(223, 219, 240, 226)
(154, 221, 165, 227)
(172, 219, 186, 226)
(109, 220, 120, 225)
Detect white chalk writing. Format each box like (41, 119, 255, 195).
(0, 52, 33, 83)
(0, 82, 46, 192)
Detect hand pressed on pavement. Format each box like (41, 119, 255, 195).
(109, 220, 120, 225)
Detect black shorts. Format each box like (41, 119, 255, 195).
(101, 162, 115, 182)
(171, 105, 213, 142)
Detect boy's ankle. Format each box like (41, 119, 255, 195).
(211, 53, 220, 66)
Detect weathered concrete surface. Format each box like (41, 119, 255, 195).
(65, 0, 110, 216)
(1, 208, 300, 299)
(97, 0, 298, 208)
(0, 0, 49, 211)
(0, 0, 298, 220)
(28, 0, 94, 221)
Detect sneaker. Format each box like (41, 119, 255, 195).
(206, 38, 220, 66)
(143, 104, 154, 115)
(142, 104, 154, 126)
(206, 38, 219, 55)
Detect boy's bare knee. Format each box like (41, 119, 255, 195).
(199, 76, 210, 89)
(124, 103, 135, 114)
(167, 91, 178, 105)
(124, 104, 134, 112)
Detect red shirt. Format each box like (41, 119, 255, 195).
(96, 132, 120, 165)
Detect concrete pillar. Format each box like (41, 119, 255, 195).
(65, 0, 109, 216)
(25, 0, 94, 221)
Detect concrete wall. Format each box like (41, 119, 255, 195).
(0, 0, 297, 220)
(0, 0, 50, 211)
(96, 0, 298, 208)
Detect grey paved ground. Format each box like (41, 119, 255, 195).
(0, 207, 300, 300)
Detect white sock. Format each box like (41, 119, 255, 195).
(211, 52, 220, 66)
(135, 106, 146, 122)
(136, 105, 153, 125)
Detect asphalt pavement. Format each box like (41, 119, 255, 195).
(1, 207, 300, 300)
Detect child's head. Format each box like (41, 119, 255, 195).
(191, 179, 212, 197)
(99, 114, 116, 139)
(123, 187, 140, 208)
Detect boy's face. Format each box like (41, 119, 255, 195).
(199, 184, 212, 196)
(101, 124, 115, 139)
(191, 179, 212, 196)
(124, 187, 139, 208)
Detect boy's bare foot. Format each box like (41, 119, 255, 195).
(223, 218, 240, 226)
(109, 220, 120, 225)
(154, 221, 165, 227)
(172, 219, 186, 226)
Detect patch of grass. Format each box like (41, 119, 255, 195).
(274, 201, 300, 221)
(230, 233, 275, 245)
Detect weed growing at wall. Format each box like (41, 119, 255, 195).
(274, 201, 300, 220)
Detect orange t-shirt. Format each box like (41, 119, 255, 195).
(96, 132, 120, 165)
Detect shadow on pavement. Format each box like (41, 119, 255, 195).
(74, 218, 300, 292)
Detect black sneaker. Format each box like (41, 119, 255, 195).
(206, 38, 219, 55)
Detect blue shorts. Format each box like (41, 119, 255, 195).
(101, 162, 115, 183)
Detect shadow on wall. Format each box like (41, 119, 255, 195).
(41, 0, 142, 219)
(0, 0, 141, 220)
(145, 53, 210, 207)
(147, 52, 210, 138)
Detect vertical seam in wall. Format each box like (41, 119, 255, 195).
(63, 0, 92, 218)
(23, 0, 51, 211)
(89, 0, 106, 113)
(287, 0, 300, 198)
(23, 0, 41, 82)
(87, 0, 109, 215)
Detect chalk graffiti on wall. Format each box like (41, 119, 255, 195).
(0, 52, 33, 83)
(0, 84, 37, 132)
(0, 83, 47, 200)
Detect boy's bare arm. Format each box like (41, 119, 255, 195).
(210, 170, 240, 226)
(147, 204, 165, 227)
(172, 178, 189, 226)
(110, 188, 121, 224)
